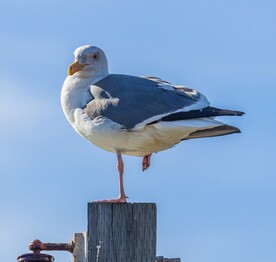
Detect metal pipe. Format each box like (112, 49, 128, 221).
(29, 239, 74, 254)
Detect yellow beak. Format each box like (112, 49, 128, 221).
(68, 61, 87, 76)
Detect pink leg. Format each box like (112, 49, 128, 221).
(142, 154, 152, 171)
(95, 153, 128, 203)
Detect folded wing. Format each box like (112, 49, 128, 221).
(84, 74, 210, 130)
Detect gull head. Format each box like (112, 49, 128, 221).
(68, 45, 109, 78)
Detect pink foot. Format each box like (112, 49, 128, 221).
(94, 195, 128, 203)
(142, 154, 152, 171)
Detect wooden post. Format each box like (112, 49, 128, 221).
(73, 233, 87, 262)
(87, 203, 156, 262)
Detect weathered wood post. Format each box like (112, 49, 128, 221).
(87, 203, 157, 262)
(73, 233, 87, 262)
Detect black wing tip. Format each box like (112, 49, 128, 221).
(155, 107, 245, 123)
(208, 107, 245, 116)
(235, 111, 245, 116)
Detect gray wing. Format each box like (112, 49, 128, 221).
(84, 74, 209, 130)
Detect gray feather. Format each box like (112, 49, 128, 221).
(84, 74, 207, 129)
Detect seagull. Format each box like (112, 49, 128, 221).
(61, 45, 244, 203)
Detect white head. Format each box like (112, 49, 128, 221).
(68, 45, 109, 78)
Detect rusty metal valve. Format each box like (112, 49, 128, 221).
(17, 239, 74, 262)
(17, 253, 54, 262)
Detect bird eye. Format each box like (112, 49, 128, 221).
(93, 52, 99, 60)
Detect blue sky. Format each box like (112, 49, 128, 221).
(1, 0, 276, 261)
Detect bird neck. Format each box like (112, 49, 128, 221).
(61, 76, 93, 124)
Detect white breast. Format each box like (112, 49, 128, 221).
(61, 76, 93, 124)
